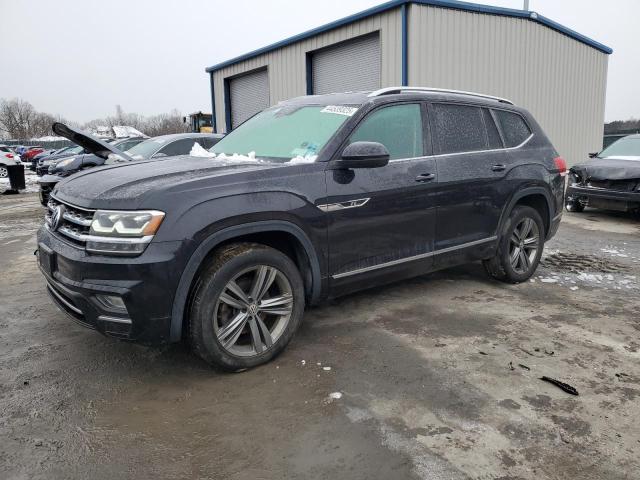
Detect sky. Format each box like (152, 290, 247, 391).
(1, 0, 637, 123)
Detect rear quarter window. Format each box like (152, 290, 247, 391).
(493, 110, 532, 148)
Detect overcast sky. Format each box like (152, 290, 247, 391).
(1, 0, 637, 122)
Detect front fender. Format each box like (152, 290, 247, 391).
(169, 219, 324, 342)
(38, 174, 64, 185)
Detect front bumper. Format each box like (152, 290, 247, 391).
(37, 226, 186, 344)
(566, 184, 640, 211)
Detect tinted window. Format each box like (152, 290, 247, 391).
(431, 104, 487, 155)
(493, 110, 531, 147)
(349, 104, 423, 160)
(483, 109, 503, 149)
(157, 138, 198, 157)
(199, 137, 220, 149)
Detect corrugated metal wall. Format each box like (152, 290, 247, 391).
(408, 4, 608, 165)
(212, 9, 402, 132)
(211, 4, 608, 165)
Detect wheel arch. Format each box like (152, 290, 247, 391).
(170, 220, 322, 342)
(499, 187, 553, 239)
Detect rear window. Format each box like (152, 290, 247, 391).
(430, 104, 487, 155)
(493, 110, 531, 147)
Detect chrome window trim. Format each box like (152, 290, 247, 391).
(385, 134, 533, 164)
(331, 236, 498, 279)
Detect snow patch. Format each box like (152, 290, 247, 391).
(328, 392, 342, 400)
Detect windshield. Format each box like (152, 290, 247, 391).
(125, 138, 164, 159)
(599, 137, 640, 160)
(209, 105, 355, 162)
(66, 145, 84, 155)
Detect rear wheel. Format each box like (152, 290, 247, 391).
(0, 166, 8, 178)
(483, 205, 545, 283)
(189, 243, 305, 371)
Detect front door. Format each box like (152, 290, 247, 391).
(323, 103, 438, 295)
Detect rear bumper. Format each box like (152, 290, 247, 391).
(566, 184, 640, 211)
(37, 226, 187, 344)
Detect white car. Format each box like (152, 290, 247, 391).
(0, 145, 22, 177)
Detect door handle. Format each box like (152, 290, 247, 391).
(415, 173, 435, 182)
(492, 164, 507, 172)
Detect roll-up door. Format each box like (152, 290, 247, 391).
(229, 69, 269, 129)
(311, 33, 381, 95)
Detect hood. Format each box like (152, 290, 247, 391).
(54, 155, 284, 209)
(571, 157, 640, 181)
(52, 123, 134, 161)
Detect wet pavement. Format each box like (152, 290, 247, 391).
(1, 193, 639, 480)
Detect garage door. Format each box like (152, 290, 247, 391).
(312, 34, 381, 95)
(229, 69, 269, 129)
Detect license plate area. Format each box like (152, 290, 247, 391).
(38, 243, 56, 277)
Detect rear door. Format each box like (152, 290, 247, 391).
(429, 103, 509, 266)
(325, 102, 438, 294)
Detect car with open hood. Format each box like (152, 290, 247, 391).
(37, 124, 222, 205)
(566, 134, 640, 213)
(37, 87, 565, 371)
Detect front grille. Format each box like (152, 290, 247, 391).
(45, 196, 95, 247)
(587, 179, 639, 192)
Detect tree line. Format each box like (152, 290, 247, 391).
(604, 118, 640, 135)
(0, 98, 190, 140)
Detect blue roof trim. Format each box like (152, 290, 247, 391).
(205, 0, 612, 73)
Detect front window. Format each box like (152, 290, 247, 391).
(209, 105, 355, 162)
(598, 136, 640, 160)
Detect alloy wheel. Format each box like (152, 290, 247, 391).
(509, 217, 540, 274)
(0, 167, 8, 178)
(213, 265, 294, 357)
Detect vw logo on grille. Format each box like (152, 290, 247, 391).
(50, 205, 65, 231)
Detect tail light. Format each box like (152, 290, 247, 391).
(5, 153, 13, 159)
(553, 156, 567, 177)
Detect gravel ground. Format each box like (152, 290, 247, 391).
(1, 193, 639, 480)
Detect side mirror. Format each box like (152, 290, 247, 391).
(588, 152, 599, 158)
(334, 141, 390, 169)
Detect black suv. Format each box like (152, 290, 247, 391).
(37, 87, 565, 370)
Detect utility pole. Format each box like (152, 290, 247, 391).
(523, 0, 530, 10)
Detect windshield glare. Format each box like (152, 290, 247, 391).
(125, 138, 164, 159)
(208, 105, 355, 162)
(599, 137, 640, 160)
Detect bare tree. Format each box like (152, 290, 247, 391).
(0, 98, 37, 139)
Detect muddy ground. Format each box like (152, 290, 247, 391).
(1, 193, 639, 480)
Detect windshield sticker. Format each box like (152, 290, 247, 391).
(321, 105, 358, 116)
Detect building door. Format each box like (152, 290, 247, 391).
(311, 33, 380, 95)
(229, 69, 269, 129)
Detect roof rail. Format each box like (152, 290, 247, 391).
(367, 87, 514, 105)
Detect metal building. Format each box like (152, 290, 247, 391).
(205, 0, 612, 165)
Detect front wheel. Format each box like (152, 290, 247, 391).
(483, 205, 545, 283)
(189, 243, 305, 371)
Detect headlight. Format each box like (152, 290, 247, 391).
(87, 210, 165, 255)
(57, 158, 76, 167)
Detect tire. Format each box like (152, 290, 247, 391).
(0, 165, 7, 178)
(189, 243, 305, 371)
(565, 200, 584, 213)
(483, 205, 545, 283)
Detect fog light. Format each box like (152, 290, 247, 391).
(96, 294, 127, 312)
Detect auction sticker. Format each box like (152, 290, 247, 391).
(321, 105, 358, 116)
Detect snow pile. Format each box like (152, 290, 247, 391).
(188, 144, 317, 165)
(189, 142, 216, 158)
(112, 125, 147, 138)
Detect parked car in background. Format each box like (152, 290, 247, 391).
(38, 127, 221, 205)
(0, 145, 23, 177)
(22, 147, 45, 163)
(37, 88, 565, 371)
(35, 145, 86, 175)
(566, 134, 640, 213)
